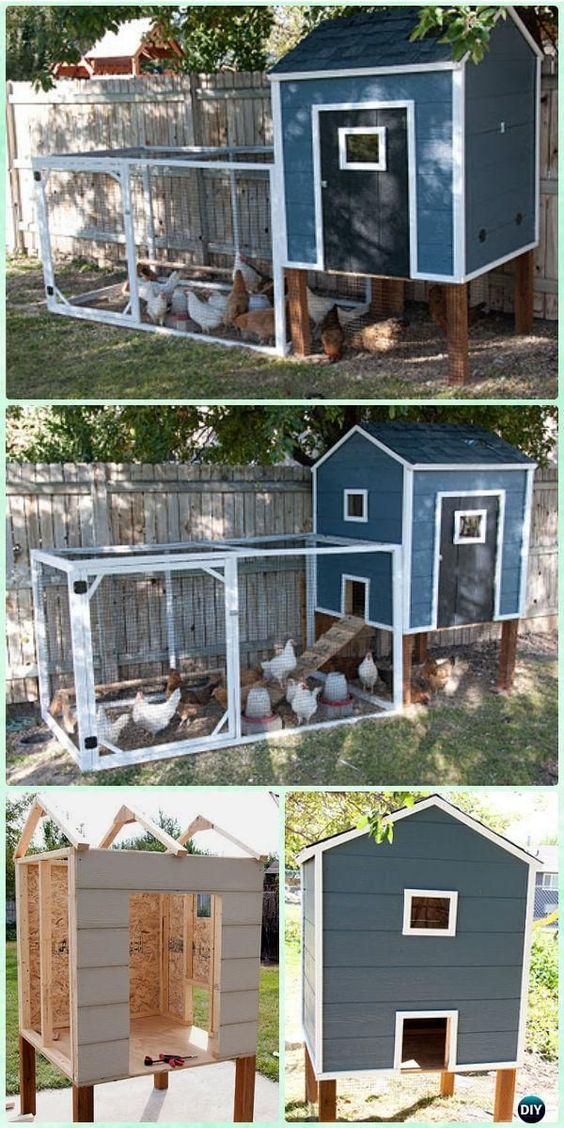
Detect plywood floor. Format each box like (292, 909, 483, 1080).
(129, 1016, 215, 1077)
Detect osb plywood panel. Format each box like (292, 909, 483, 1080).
(27, 865, 41, 1030)
(194, 915, 213, 983)
(51, 864, 70, 1028)
(129, 893, 160, 1017)
(167, 894, 186, 1019)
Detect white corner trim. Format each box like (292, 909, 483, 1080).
(516, 863, 538, 1062)
(343, 488, 368, 523)
(313, 425, 411, 470)
(402, 888, 459, 937)
(393, 1010, 459, 1072)
(452, 64, 466, 280)
(402, 467, 413, 628)
(518, 467, 535, 616)
(314, 850, 323, 1073)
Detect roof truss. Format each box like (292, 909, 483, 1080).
(98, 803, 187, 856)
(14, 794, 90, 860)
(179, 814, 265, 860)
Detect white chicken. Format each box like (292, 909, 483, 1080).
(132, 688, 181, 735)
(207, 291, 230, 312)
(358, 651, 378, 694)
(291, 682, 322, 725)
(285, 678, 298, 705)
(187, 289, 225, 333)
(233, 251, 264, 294)
(159, 271, 180, 297)
(261, 639, 297, 685)
(139, 282, 168, 326)
(306, 287, 336, 328)
(170, 286, 188, 315)
(96, 706, 129, 747)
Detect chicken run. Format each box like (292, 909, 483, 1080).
(30, 536, 405, 771)
(32, 145, 383, 357)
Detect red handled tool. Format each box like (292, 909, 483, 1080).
(144, 1053, 196, 1068)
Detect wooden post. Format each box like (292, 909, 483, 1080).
(72, 1084, 95, 1123)
(318, 1079, 337, 1122)
(286, 269, 311, 356)
(412, 632, 428, 664)
(370, 278, 405, 318)
(402, 635, 413, 705)
(305, 1044, 318, 1104)
(445, 282, 469, 386)
(493, 1068, 517, 1122)
(497, 619, 519, 691)
(19, 1035, 36, 1116)
(440, 1071, 455, 1097)
(154, 1072, 169, 1090)
(514, 249, 535, 334)
(234, 1055, 256, 1122)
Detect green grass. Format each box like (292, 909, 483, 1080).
(527, 932, 558, 1061)
(6, 944, 278, 1092)
(7, 258, 557, 400)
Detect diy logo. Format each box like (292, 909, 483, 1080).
(518, 1095, 546, 1124)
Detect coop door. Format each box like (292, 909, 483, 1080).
(400, 1017, 449, 1071)
(318, 107, 410, 277)
(437, 496, 500, 628)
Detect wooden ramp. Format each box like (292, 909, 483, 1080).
(265, 615, 369, 707)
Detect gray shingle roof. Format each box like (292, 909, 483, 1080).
(269, 8, 453, 76)
(358, 422, 535, 466)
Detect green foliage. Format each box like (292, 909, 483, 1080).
(527, 933, 558, 1060)
(154, 7, 275, 72)
(411, 6, 505, 63)
(6, 794, 36, 901)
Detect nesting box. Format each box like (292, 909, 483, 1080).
(297, 794, 540, 1121)
(15, 799, 264, 1122)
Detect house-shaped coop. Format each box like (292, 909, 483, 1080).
(15, 796, 265, 1123)
(297, 794, 540, 1123)
(269, 5, 542, 382)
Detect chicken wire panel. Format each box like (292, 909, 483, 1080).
(305, 271, 374, 346)
(33, 560, 74, 708)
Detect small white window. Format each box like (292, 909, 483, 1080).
(453, 508, 487, 545)
(343, 489, 368, 522)
(539, 873, 558, 891)
(338, 126, 387, 171)
(402, 889, 458, 937)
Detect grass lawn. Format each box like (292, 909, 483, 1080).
(7, 258, 557, 401)
(6, 943, 278, 1092)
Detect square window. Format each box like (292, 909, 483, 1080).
(338, 127, 387, 171)
(403, 889, 458, 936)
(344, 489, 368, 522)
(453, 508, 487, 544)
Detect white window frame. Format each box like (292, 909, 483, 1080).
(341, 574, 370, 621)
(393, 1009, 459, 1072)
(402, 888, 458, 937)
(453, 507, 488, 545)
(343, 488, 368, 523)
(338, 125, 387, 171)
(539, 872, 558, 891)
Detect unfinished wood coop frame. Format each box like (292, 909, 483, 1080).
(15, 797, 265, 1123)
(30, 535, 404, 772)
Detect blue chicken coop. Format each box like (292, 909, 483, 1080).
(269, 5, 542, 383)
(297, 793, 540, 1123)
(313, 421, 536, 700)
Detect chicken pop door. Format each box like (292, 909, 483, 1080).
(437, 496, 500, 628)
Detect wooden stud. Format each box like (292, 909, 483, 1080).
(14, 795, 90, 859)
(514, 249, 535, 335)
(412, 632, 428, 664)
(19, 1035, 36, 1116)
(210, 895, 223, 1042)
(493, 1068, 517, 1123)
(440, 1071, 455, 1097)
(233, 1054, 256, 1122)
(498, 619, 519, 691)
(402, 635, 413, 705)
(370, 277, 405, 318)
(72, 1084, 94, 1123)
(286, 269, 311, 357)
(154, 1071, 169, 1090)
(304, 1044, 318, 1104)
(445, 283, 469, 386)
(38, 861, 53, 1045)
(318, 1078, 337, 1122)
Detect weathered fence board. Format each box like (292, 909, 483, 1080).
(5, 463, 557, 704)
(6, 61, 557, 318)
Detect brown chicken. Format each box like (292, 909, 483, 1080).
(165, 668, 183, 698)
(213, 668, 263, 710)
(421, 656, 455, 694)
(351, 317, 406, 353)
(320, 304, 345, 363)
(234, 308, 276, 344)
(226, 269, 249, 325)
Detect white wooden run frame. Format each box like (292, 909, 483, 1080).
(32, 145, 289, 357)
(30, 534, 404, 772)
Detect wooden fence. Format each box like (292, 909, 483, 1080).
(6, 463, 557, 705)
(6, 60, 558, 318)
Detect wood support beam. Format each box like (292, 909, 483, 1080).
(286, 269, 311, 356)
(402, 635, 413, 705)
(493, 1068, 517, 1122)
(497, 619, 519, 692)
(19, 1035, 36, 1116)
(154, 1071, 169, 1090)
(305, 1044, 318, 1104)
(318, 1079, 337, 1122)
(72, 1084, 95, 1123)
(445, 283, 469, 386)
(440, 1071, 455, 1097)
(514, 249, 535, 334)
(412, 632, 428, 664)
(370, 277, 405, 318)
(233, 1055, 256, 1122)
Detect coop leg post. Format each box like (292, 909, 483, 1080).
(286, 269, 311, 356)
(493, 1068, 517, 1122)
(154, 1072, 169, 1091)
(19, 1035, 36, 1116)
(498, 619, 519, 692)
(318, 1079, 337, 1122)
(370, 277, 405, 318)
(440, 1071, 455, 1097)
(305, 1044, 318, 1105)
(413, 631, 428, 664)
(72, 1084, 95, 1123)
(402, 635, 413, 705)
(514, 249, 535, 334)
(446, 283, 469, 386)
(233, 1055, 256, 1122)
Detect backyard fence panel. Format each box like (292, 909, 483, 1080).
(6, 66, 555, 317)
